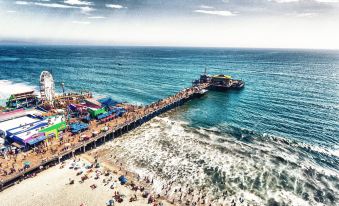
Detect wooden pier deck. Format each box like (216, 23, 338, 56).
(0, 83, 209, 191)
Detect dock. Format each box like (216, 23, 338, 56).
(0, 83, 209, 191)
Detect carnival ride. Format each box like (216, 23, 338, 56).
(40, 71, 55, 105)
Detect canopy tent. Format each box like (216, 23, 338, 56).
(38, 116, 65, 140)
(39, 121, 66, 133)
(70, 122, 89, 134)
(98, 97, 119, 108)
(97, 110, 115, 120)
(115, 108, 126, 117)
(82, 115, 91, 123)
(88, 107, 106, 118)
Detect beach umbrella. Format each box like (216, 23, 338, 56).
(65, 143, 71, 147)
(118, 175, 128, 185)
(24, 161, 31, 166)
(106, 199, 114, 206)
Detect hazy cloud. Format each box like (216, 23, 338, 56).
(88, 16, 105, 19)
(106, 4, 126, 9)
(194, 10, 237, 17)
(34, 2, 75, 8)
(80, 6, 95, 14)
(14, 0, 95, 14)
(15, 1, 30, 5)
(3, 0, 339, 49)
(199, 5, 214, 9)
(64, 0, 93, 6)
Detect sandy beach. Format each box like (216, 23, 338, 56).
(0, 155, 173, 206)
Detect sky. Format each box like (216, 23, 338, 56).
(0, 0, 339, 49)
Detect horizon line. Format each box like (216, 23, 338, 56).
(0, 40, 338, 51)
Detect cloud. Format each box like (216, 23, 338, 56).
(80, 6, 95, 14)
(15, 1, 30, 5)
(64, 0, 93, 6)
(72, 21, 90, 24)
(7, 10, 17, 13)
(14, 1, 95, 14)
(200, 5, 214, 9)
(106, 4, 126, 9)
(15, 1, 75, 8)
(34, 3, 75, 8)
(194, 10, 237, 17)
(88, 16, 105, 19)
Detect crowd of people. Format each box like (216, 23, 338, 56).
(65, 156, 169, 206)
(0, 84, 208, 199)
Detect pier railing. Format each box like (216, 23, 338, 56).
(0, 84, 208, 191)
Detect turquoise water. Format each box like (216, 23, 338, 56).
(1, 46, 338, 147)
(0, 45, 338, 204)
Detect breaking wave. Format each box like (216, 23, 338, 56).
(97, 114, 339, 206)
(0, 80, 38, 100)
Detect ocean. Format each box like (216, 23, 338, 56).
(0, 45, 338, 205)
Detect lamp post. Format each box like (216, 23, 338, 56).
(61, 83, 65, 96)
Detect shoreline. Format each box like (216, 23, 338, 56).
(81, 152, 174, 205)
(0, 154, 175, 206)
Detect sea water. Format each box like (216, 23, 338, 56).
(0, 45, 338, 205)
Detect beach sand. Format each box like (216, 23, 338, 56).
(0, 156, 173, 206)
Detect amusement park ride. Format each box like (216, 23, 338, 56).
(38, 71, 92, 109)
(37, 70, 93, 125)
(39, 71, 56, 106)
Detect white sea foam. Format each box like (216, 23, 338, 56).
(0, 80, 38, 100)
(97, 116, 339, 205)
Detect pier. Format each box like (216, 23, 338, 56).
(0, 83, 209, 191)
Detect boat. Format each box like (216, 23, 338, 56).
(194, 89, 208, 98)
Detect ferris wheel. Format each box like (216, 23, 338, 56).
(40, 71, 55, 103)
